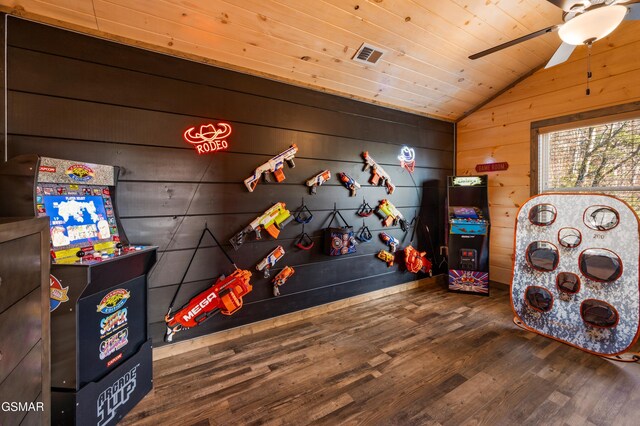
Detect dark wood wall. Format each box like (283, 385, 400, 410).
(5, 17, 453, 346)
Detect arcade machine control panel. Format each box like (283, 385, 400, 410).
(459, 249, 478, 271)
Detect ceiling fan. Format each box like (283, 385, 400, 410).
(469, 0, 640, 69)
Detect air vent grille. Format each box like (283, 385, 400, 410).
(352, 43, 385, 65)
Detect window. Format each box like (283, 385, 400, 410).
(538, 117, 640, 213)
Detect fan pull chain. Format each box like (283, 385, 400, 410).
(586, 41, 593, 96)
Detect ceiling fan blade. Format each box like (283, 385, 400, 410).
(544, 42, 577, 68)
(469, 25, 560, 60)
(625, 2, 640, 19)
(545, 0, 589, 12)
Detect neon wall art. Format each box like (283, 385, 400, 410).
(183, 123, 232, 154)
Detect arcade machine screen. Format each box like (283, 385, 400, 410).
(451, 206, 480, 220)
(37, 182, 120, 263)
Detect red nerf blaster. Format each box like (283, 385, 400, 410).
(164, 227, 253, 342)
(404, 245, 433, 275)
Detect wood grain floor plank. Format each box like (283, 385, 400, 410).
(122, 283, 640, 425)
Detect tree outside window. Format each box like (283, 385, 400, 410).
(539, 118, 640, 213)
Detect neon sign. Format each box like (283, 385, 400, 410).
(398, 146, 415, 173)
(183, 122, 232, 154)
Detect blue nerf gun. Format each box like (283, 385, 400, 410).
(379, 232, 400, 253)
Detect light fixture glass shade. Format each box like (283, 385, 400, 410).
(558, 5, 627, 45)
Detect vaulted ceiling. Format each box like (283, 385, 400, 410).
(0, 0, 570, 121)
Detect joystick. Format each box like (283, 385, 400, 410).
(116, 242, 123, 256)
(76, 250, 86, 264)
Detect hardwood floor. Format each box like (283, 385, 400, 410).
(122, 282, 640, 426)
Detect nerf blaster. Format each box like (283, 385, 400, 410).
(337, 172, 361, 196)
(377, 250, 395, 267)
(362, 152, 395, 194)
(306, 170, 331, 194)
(273, 266, 295, 296)
(244, 144, 298, 192)
(404, 245, 432, 275)
(230, 202, 293, 250)
(256, 245, 285, 278)
(376, 199, 408, 232)
(380, 232, 400, 253)
(165, 268, 253, 342)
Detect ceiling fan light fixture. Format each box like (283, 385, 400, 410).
(558, 5, 627, 45)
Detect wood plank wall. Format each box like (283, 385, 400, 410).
(4, 17, 453, 346)
(457, 23, 640, 285)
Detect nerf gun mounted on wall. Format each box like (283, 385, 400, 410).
(377, 250, 395, 267)
(362, 152, 395, 194)
(272, 266, 295, 296)
(164, 227, 253, 343)
(244, 144, 298, 192)
(306, 170, 331, 194)
(380, 232, 400, 253)
(256, 246, 285, 278)
(337, 172, 361, 196)
(404, 246, 432, 275)
(230, 202, 293, 250)
(376, 199, 408, 232)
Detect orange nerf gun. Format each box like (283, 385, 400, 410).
(404, 245, 432, 275)
(230, 202, 293, 250)
(165, 269, 252, 342)
(164, 226, 255, 343)
(362, 151, 395, 194)
(272, 266, 295, 296)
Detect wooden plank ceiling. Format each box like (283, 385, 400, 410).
(0, 0, 564, 121)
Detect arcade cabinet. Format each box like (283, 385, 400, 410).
(0, 154, 157, 426)
(447, 175, 490, 295)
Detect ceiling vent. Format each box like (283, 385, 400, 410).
(352, 43, 385, 65)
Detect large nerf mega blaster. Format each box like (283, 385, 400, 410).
(337, 172, 361, 196)
(164, 227, 253, 342)
(256, 245, 285, 278)
(272, 266, 295, 296)
(362, 152, 395, 194)
(376, 199, 408, 232)
(244, 144, 298, 192)
(306, 170, 331, 194)
(404, 245, 432, 275)
(230, 202, 293, 250)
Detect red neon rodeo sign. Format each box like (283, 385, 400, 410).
(183, 122, 232, 154)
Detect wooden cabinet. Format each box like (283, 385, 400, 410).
(0, 217, 50, 425)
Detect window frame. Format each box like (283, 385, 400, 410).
(531, 102, 640, 196)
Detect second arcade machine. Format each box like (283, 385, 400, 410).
(0, 154, 157, 426)
(447, 175, 490, 295)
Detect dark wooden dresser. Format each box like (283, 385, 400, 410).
(0, 217, 50, 425)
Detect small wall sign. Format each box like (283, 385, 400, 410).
(452, 176, 484, 186)
(183, 122, 232, 154)
(475, 162, 509, 173)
